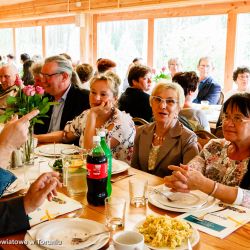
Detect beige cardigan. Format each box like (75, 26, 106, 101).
(131, 120, 199, 177)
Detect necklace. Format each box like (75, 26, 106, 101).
(153, 132, 166, 142)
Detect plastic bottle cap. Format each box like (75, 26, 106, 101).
(93, 135, 101, 142)
(98, 131, 106, 137)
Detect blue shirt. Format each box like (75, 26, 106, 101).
(48, 85, 71, 132)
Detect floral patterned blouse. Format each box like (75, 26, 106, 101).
(188, 139, 250, 208)
(64, 108, 135, 164)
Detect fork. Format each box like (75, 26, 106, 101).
(197, 207, 228, 220)
(152, 189, 175, 202)
(71, 231, 109, 244)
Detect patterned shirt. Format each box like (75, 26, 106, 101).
(188, 139, 250, 208)
(64, 108, 135, 164)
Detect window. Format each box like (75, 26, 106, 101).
(97, 20, 148, 81)
(0, 28, 14, 56)
(235, 13, 250, 68)
(16, 26, 42, 59)
(46, 24, 80, 62)
(154, 15, 227, 85)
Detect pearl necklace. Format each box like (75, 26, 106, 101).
(153, 132, 166, 142)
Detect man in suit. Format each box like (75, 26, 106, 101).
(34, 55, 90, 135)
(0, 110, 62, 236)
(193, 57, 221, 104)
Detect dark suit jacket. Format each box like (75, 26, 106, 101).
(34, 85, 90, 134)
(0, 197, 30, 236)
(131, 121, 199, 177)
(193, 76, 221, 104)
(118, 87, 152, 122)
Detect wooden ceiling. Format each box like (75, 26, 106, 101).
(0, 0, 248, 23)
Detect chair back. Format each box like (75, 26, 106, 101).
(195, 130, 217, 150)
(217, 92, 224, 105)
(132, 117, 149, 126)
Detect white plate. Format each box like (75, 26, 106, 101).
(35, 218, 109, 250)
(112, 159, 130, 174)
(135, 218, 200, 250)
(2, 178, 26, 197)
(154, 191, 208, 209)
(34, 144, 79, 157)
(149, 186, 217, 213)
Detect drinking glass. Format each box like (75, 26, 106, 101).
(62, 148, 87, 197)
(105, 197, 126, 232)
(129, 179, 148, 207)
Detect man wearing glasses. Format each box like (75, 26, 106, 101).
(34, 55, 90, 137)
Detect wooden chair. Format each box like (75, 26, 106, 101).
(195, 130, 218, 150)
(132, 117, 149, 126)
(217, 92, 224, 105)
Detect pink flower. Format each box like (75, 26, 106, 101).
(35, 86, 45, 95)
(23, 85, 36, 96)
(161, 66, 166, 72)
(151, 68, 156, 74)
(14, 76, 23, 87)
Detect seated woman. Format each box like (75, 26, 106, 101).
(164, 93, 250, 208)
(36, 72, 135, 164)
(119, 65, 153, 122)
(224, 66, 250, 102)
(173, 71, 210, 132)
(131, 82, 199, 177)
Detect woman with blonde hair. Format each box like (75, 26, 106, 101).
(131, 82, 199, 177)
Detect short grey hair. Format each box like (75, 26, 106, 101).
(150, 82, 185, 109)
(45, 55, 73, 77)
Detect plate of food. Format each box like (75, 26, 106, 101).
(135, 215, 200, 250)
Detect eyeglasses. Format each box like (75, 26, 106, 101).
(40, 72, 63, 79)
(151, 96, 178, 106)
(222, 114, 250, 124)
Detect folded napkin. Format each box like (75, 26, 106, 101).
(0, 168, 17, 197)
(28, 192, 82, 226)
(178, 203, 250, 238)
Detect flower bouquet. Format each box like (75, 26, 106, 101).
(0, 80, 56, 164)
(152, 66, 171, 83)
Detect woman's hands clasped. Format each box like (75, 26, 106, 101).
(164, 164, 205, 193)
(89, 101, 114, 119)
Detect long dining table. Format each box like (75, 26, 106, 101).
(1, 167, 250, 250)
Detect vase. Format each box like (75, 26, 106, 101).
(22, 125, 34, 165)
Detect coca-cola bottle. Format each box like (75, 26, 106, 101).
(86, 135, 108, 206)
(99, 131, 112, 197)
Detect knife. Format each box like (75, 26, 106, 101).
(111, 173, 135, 183)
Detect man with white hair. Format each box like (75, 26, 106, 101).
(34, 55, 90, 135)
(0, 64, 20, 112)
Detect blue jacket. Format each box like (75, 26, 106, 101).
(193, 76, 221, 104)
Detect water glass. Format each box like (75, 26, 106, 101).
(62, 148, 87, 196)
(129, 179, 148, 207)
(105, 197, 126, 231)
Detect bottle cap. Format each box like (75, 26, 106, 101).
(93, 135, 101, 142)
(98, 131, 106, 137)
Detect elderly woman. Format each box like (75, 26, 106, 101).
(37, 72, 135, 164)
(165, 93, 250, 208)
(119, 65, 153, 122)
(173, 71, 210, 132)
(168, 57, 183, 79)
(224, 66, 250, 101)
(131, 82, 199, 177)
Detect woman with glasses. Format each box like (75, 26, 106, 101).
(131, 82, 199, 177)
(165, 93, 250, 207)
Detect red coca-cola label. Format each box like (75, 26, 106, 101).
(87, 163, 108, 179)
